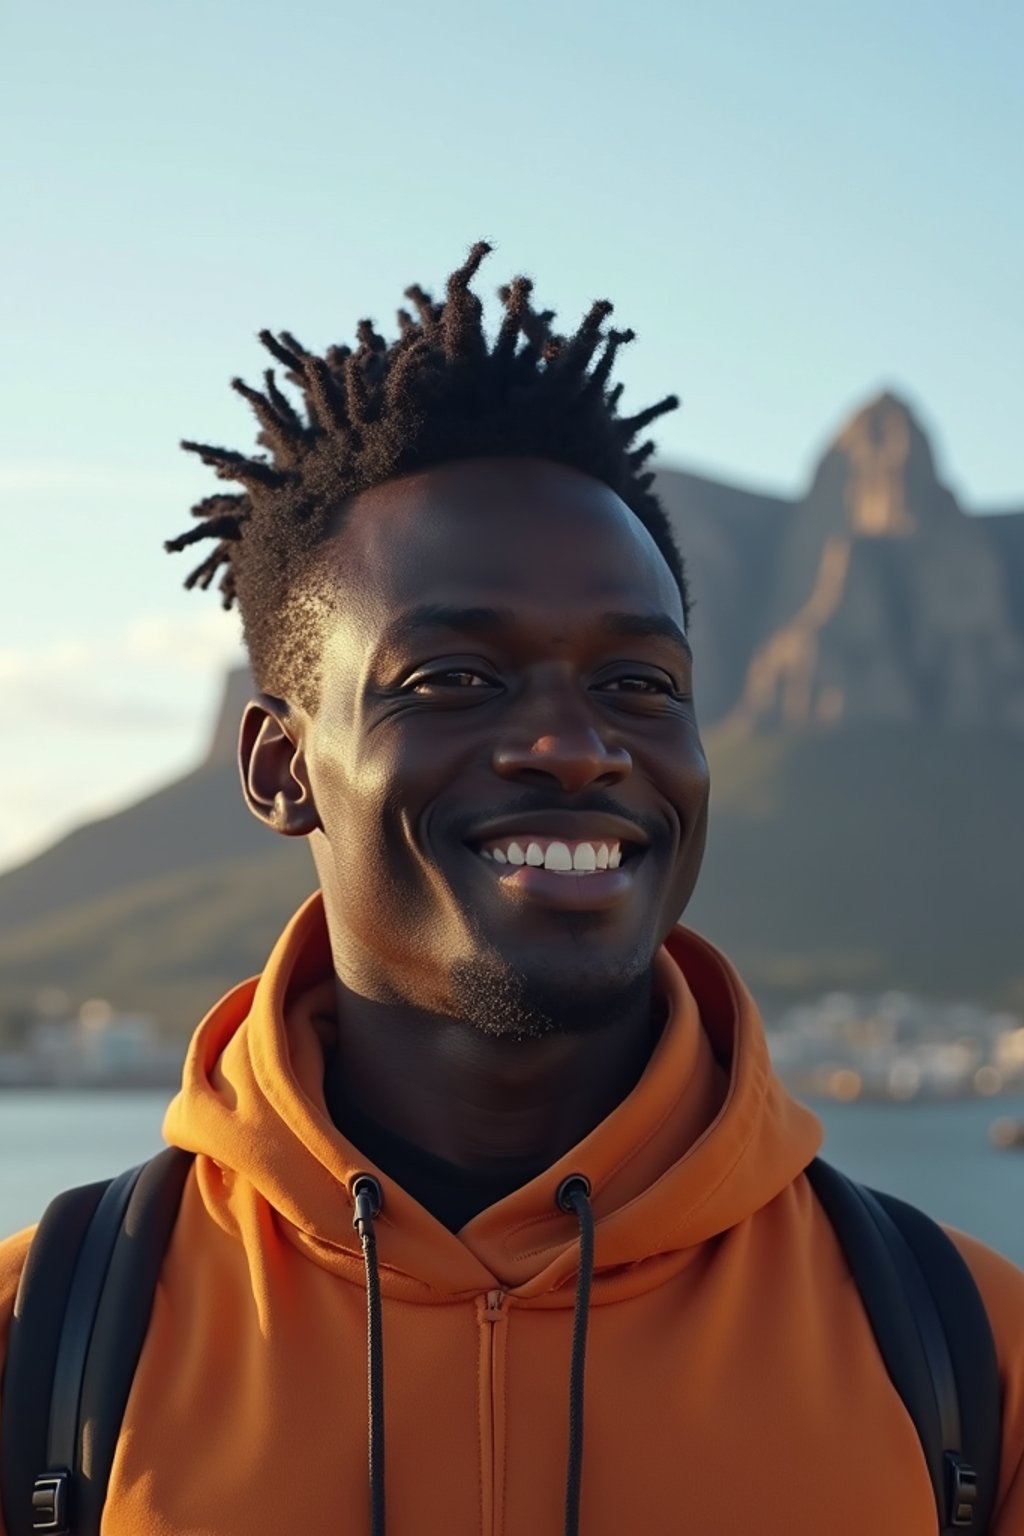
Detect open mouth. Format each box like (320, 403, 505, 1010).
(469, 841, 644, 909)
(464, 836, 647, 909)
(469, 835, 641, 876)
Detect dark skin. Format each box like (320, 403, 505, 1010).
(239, 458, 710, 1175)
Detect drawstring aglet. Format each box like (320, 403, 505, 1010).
(353, 1175, 382, 1239)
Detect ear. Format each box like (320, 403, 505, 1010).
(238, 695, 321, 837)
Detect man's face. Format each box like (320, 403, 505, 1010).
(286, 457, 709, 1037)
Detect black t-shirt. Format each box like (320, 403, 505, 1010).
(331, 1094, 550, 1233)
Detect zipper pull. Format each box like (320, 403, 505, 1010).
(483, 1288, 506, 1320)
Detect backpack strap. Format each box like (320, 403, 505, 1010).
(0, 1146, 194, 1536)
(870, 1183, 1002, 1533)
(807, 1156, 1001, 1534)
(1, 1178, 111, 1536)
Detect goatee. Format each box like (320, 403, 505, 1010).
(447, 947, 653, 1041)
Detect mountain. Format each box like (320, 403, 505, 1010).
(1, 391, 1022, 1035)
(663, 391, 1024, 732)
(0, 664, 319, 1040)
(684, 724, 1024, 1011)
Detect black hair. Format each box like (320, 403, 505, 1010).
(165, 241, 688, 711)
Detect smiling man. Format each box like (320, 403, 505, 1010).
(1, 244, 1023, 1536)
(256, 454, 711, 1202)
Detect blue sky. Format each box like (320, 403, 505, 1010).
(2, 0, 1021, 872)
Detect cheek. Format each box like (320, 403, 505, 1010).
(663, 734, 710, 880)
(663, 723, 710, 809)
(309, 729, 424, 886)
(683, 745, 711, 811)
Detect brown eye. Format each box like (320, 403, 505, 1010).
(603, 676, 673, 694)
(409, 669, 495, 692)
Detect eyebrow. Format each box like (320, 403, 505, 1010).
(377, 603, 693, 664)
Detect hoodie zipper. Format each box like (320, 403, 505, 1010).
(479, 1288, 508, 1536)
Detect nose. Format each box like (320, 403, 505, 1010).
(492, 702, 632, 795)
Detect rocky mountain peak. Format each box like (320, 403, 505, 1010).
(812, 389, 945, 539)
(721, 390, 1024, 734)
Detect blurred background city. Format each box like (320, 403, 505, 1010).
(1, 0, 1021, 1258)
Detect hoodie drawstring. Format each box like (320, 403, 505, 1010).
(352, 1174, 386, 1536)
(350, 1171, 595, 1536)
(557, 1174, 595, 1536)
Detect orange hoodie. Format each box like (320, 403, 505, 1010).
(2, 891, 1023, 1534)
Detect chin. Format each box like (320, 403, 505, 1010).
(447, 937, 655, 1041)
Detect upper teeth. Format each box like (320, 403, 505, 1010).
(477, 836, 623, 873)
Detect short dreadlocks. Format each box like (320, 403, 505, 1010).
(166, 241, 688, 712)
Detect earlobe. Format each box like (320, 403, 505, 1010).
(238, 697, 321, 837)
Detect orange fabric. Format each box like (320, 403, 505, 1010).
(1, 890, 1022, 1533)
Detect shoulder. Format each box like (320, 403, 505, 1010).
(944, 1226, 1024, 1360)
(944, 1227, 1024, 1527)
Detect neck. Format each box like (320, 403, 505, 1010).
(324, 982, 662, 1174)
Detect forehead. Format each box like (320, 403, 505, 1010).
(321, 457, 683, 622)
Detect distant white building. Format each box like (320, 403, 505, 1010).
(4, 996, 181, 1086)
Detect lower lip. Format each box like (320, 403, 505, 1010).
(471, 851, 643, 910)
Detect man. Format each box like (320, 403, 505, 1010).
(1, 242, 1022, 1534)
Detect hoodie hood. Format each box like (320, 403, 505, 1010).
(163, 892, 821, 1303)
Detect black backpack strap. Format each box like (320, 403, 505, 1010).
(807, 1156, 1001, 1534)
(2, 1178, 111, 1536)
(1, 1146, 194, 1536)
(67, 1146, 194, 1534)
(870, 1184, 1002, 1535)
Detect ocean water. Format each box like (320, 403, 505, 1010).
(0, 1089, 1022, 1266)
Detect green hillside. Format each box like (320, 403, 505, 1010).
(687, 724, 1024, 1013)
(0, 840, 315, 1041)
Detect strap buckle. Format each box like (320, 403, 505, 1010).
(32, 1470, 70, 1533)
(945, 1452, 978, 1527)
